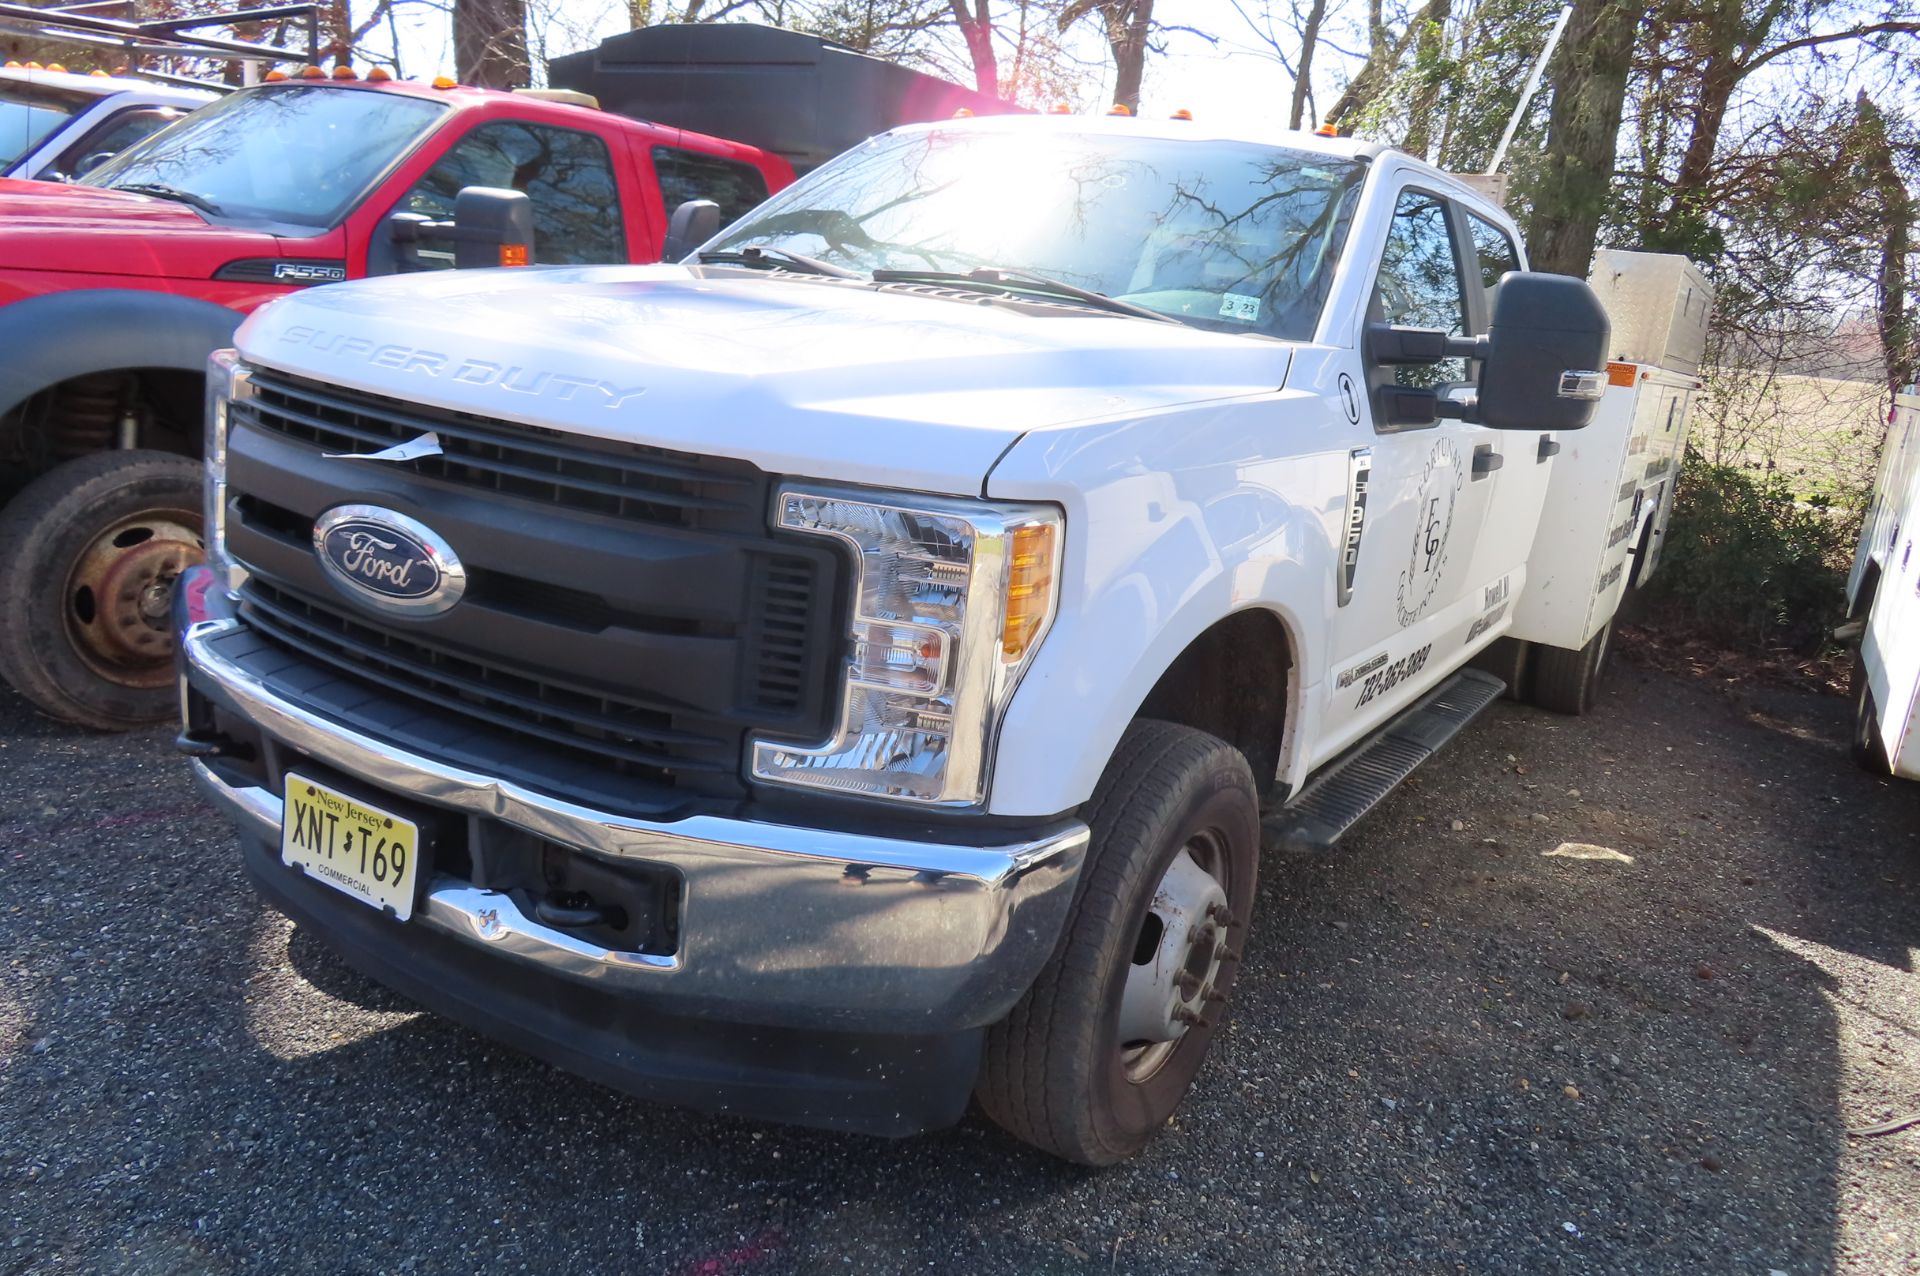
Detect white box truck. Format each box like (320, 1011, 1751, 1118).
(1847, 387, 1920, 779)
(173, 113, 1704, 1162)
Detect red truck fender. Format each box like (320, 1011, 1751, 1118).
(0, 288, 243, 425)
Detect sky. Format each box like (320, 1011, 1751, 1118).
(360, 0, 1392, 136)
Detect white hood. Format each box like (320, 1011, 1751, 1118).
(237, 264, 1296, 495)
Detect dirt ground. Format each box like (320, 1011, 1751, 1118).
(3, 655, 1917, 1275)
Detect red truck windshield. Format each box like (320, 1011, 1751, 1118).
(1, 80, 91, 169)
(80, 84, 445, 228)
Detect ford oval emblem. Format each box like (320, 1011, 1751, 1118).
(312, 504, 466, 617)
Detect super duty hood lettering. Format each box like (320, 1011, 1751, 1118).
(277, 325, 647, 409)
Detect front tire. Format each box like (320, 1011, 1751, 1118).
(977, 720, 1260, 1165)
(1528, 617, 1614, 716)
(0, 450, 204, 729)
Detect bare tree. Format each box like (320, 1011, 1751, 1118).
(454, 0, 529, 87)
(1058, 0, 1154, 112)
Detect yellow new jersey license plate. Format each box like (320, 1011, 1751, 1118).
(281, 773, 420, 921)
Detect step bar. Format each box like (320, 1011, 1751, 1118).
(1265, 668, 1507, 853)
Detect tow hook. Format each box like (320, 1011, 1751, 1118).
(533, 892, 626, 932)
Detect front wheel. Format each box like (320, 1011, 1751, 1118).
(0, 450, 204, 729)
(977, 720, 1260, 1164)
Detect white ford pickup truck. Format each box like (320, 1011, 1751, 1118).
(177, 113, 1667, 1163)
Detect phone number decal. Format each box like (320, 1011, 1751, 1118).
(1355, 643, 1432, 708)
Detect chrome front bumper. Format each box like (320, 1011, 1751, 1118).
(181, 616, 1088, 1034)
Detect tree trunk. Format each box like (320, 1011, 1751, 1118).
(1523, 0, 1638, 278)
(1107, 0, 1152, 114)
(1858, 95, 1915, 394)
(1324, 0, 1444, 125)
(1288, 0, 1328, 130)
(949, 0, 998, 94)
(1399, 0, 1452, 159)
(454, 0, 529, 88)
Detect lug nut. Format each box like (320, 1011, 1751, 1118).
(1173, 1006, 1204, 1027)
(1207, 903, 1232, 925)
(1177, 972, 1203, 996)
(1204, 989, 1227, 1004)
(1214, 946, 1243, 962)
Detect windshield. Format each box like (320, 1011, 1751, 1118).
(708, 127, 1367, 339)
(81, 84, 445, 228)
(1, 81, 91, 170)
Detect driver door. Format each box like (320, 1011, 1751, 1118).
(1318, 184, 1506, 754)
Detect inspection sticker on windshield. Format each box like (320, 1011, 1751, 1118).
(1220, 293, 1262, 323)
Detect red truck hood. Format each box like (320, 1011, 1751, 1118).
(0, 178, 284, 278)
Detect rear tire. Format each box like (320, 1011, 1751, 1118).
(0, 450, 203, 730)
(977, 720, 1260, 1165)
(1528, 618, 1614, 716)
(1851, 653, 1892, 774)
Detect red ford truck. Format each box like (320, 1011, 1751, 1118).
(0, 70, 798, 729)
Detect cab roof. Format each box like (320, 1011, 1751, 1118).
(0, 64, 217, 103)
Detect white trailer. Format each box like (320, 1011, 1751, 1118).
(1848, 387, 1920, 779)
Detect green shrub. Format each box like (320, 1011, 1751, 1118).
(1642, 448, 1859, 654)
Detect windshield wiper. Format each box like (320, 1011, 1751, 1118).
(112, 182, 223, 217)
(695, 246, 862, 279)
(869, 266, 1177, 324)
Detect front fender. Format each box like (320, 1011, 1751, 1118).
(0, 289, 244, 420)
(981, 390, 1351, 817)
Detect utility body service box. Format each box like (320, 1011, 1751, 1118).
(1508, 362, 1702, 650)
(1851, 389, 1920, 779)
(1586, 249, 1713, 374)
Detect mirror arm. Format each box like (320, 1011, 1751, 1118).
(1366, 324, 1490, 366)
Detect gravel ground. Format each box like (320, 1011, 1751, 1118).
(3, 656, 1918, 1276)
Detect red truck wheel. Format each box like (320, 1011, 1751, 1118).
(0, 451, 203, 730)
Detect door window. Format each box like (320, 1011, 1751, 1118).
(51, 107, 187, 179)
(650, 145, 769, 227)
(1465, 213, 1520, 327)
(1374, 190, 1469, 387)
(399, 120, 625, 266)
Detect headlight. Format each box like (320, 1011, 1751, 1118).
(203, 348, 252, 595)
(750, 487, 1063, 807)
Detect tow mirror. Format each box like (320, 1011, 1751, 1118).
(1365, 271, 1610, 431)
(1475, 272, 1610, 432)
(662, 198, 720, 262)
(386, 186, 535, 271)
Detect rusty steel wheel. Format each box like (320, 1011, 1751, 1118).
(0, 450, 204, 729)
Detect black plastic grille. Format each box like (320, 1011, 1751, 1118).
(242, 370, 762, 530)
(221, 367, 847, 815)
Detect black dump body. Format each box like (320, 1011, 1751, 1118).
(549, 23, 1024, 174)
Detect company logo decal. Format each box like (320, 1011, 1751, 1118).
(313, 505, 466, 617)
(1396, 437, 1463, 628)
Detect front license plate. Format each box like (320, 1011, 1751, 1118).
(280, 773, 420, 921)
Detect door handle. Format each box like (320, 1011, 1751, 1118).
(1537, 434, 1561, 462)
(1472, 444, 1504, 480)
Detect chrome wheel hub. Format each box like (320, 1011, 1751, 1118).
(1118, 841, 1231, 1082)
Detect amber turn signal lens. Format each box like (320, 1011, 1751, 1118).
(1001, 522, 1057, 660)
(499, 244, 530, 268)
(1606, 361, 1636, 387)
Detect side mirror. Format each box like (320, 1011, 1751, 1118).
(451, 186, 534, 269)
(72, 151, 113, 177)
(1476, 272, 1610, 432)
(662, 198, 720, 262)
(385, 187, 535, 272)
